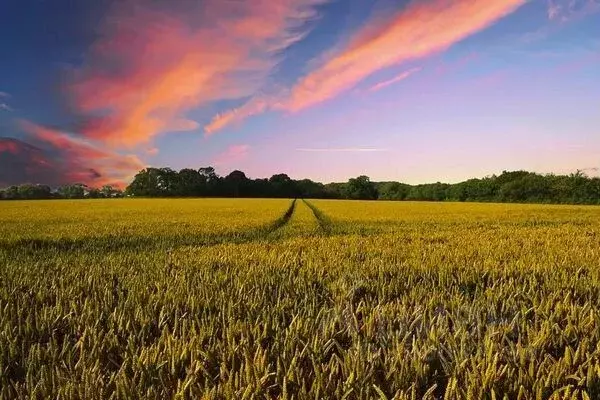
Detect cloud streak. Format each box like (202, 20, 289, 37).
(367, 67, 422, 92)
(285, 0, 526, 111)
(205, 0, 526, 132)
(296, 147, 389, 152)
(205, 94, 275, 136)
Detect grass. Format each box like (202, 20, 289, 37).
(1, 199, 600, 399)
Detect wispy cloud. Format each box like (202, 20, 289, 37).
(296, 147, 389, 152)
(285, 0, 526, 111)
(367, 67, 422, 93)
(70, 0, 326, 147)
(0, 91, 12, 112)
(547, 0, 600, 21)
(205, 0, 526, 132)
(213, 144, 250, 166)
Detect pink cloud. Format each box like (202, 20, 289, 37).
(367, 67, 422, 93)
(0, 139, 19, 154)
(213, 144, 250, 166)
(70, 0, 325, 147)
(204, 0, 526, 132)
(19, 120, 145, 188)
(146, 147, 159, 156)
(204, 94, 277, 136)
(284, 0, 526, 112)
(296, 147, 389, 152)
(0, 138, 58, 186)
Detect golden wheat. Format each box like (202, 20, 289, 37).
(1, 199, 599, 399)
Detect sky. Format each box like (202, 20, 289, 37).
(0, 0, 599, 187)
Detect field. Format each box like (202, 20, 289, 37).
(1, 199, 600, 399)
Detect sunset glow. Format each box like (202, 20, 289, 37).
(0, 0, 598, 186)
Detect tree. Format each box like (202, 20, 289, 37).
(87, 188, 102, 198)
(224, 170, 249, 197)
(323, 183, 345, 199)
(198, 166, 220, 196)
(378, 182, 410, 200)
(199, 167, 217, 181)
(126, 168, 175, 197)
(100, 185, 122, 198)
(176, 169, 202, 196)
(269, 173, 297, 198)
(58, 184, 86, 199)
(345, 176, 378, 200)
(296, 179, 326, 198)
(18, 184, 52, 199)
(2, 186, 20, 199)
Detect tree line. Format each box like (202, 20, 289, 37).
(0, 183, 123, 200)
(1, 167, 599, 204)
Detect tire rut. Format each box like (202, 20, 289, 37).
(263, 198, 297, 234)
(2, 199, 299, 253)
(302, 199, 333, 234)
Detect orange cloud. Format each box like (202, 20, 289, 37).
(71, 0, 324, 147)
(285, 0, 526, 111)
(19, 120, 144, 188)
(367, 67, 422, 92)
(204, 0, 526, 133)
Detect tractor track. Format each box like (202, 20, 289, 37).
(302, 199, 333, 234)
(1, 199, 299, 254)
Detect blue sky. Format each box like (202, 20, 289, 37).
(0, 0, 599, 187)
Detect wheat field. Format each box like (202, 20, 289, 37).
(1, 199, 600, 399)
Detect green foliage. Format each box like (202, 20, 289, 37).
(378, 182, 411, 200)
(345, 175, 378, 200)
(0, 184, 53, 200)
(58, 183, 87, 199)
(3, 168, 599, 204)
(376, 170, 600, 204)
(0, 184, 123, 200)
(1, 199, 600, 398)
